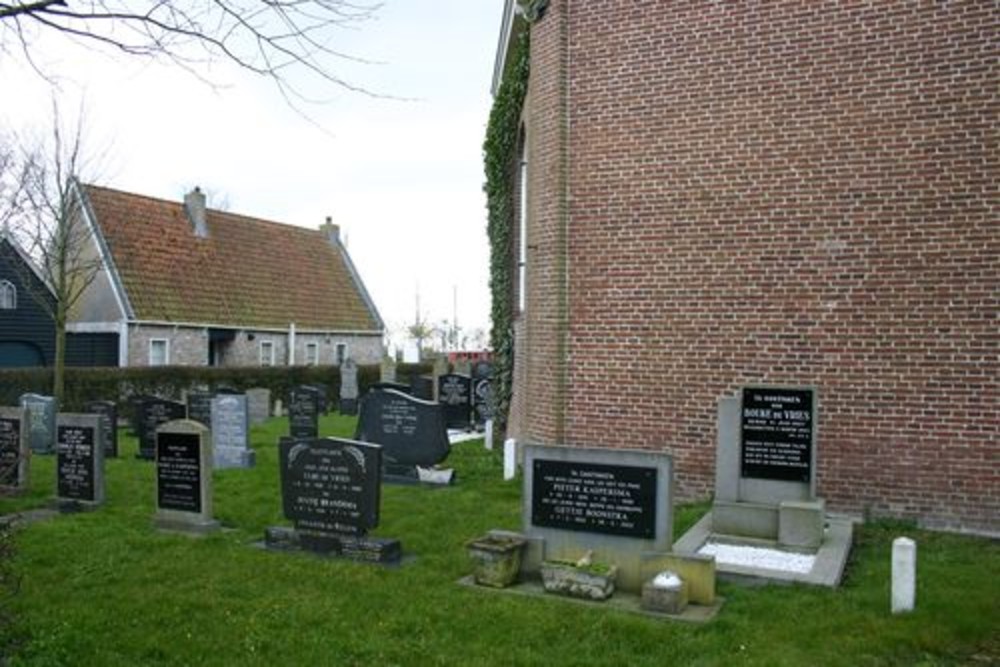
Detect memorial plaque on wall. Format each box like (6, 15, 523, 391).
(156, 432, 202, 513)
(83, 401, 118, 458)
(0, 416, 23, 487)
(740, 387, 814, 482)
(56, 424, 97, 502)
(279, 437, 382, 536)
(138, 399, 186, 459)
(531, 459, 657, 538)
(289, 386, 320, 439)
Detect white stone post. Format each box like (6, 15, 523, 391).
(503, 438, 517, 480)
(891, 537, 916, 614)
(485, 419, 494, 450)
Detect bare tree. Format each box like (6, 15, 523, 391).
(6, 105, 104, 403)
(0, 1, 382, 104)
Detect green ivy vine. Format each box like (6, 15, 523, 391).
(483, 30, 530, 436)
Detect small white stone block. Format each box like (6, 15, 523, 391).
(503, 438, 517, 480)
(485, 420, 494, 450)
(891, 537, 916, 614)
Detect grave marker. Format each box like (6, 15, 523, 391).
(83, 400, 118, 458)
(246, 388, 271, 425)
(136, 397, 186, 460)
(20, 393, 56, 454)
(211, 394, 255, 469)
(339, 359, 359, 415)
(354, 388, 452, 482)
(56, 414, 105, 509)
(288, 386, 320, 439)
(154, 420, 219, 534)
(437, 373, 473, 430)
(0, 406, 29, 492)
(185, 391, 214, 428)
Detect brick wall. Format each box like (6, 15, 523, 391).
(516, 2, 998, 533)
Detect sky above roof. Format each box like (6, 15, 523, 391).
(1, 2, 503, 349)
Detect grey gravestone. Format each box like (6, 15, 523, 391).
(380, 356, 397, 383)
(83, 400, 118, 458)
(136, 398, 186, 460)
(56, 414, 105, 509)
(339, 359, 359, 415)
(211, 394, 255, 469)
(20, 393, 57, 454)
(266, 437, 401, 563)
(473, 377, 494, 426)
(522, 444, 674, 593)
(246, 388, 271, 425)
(410, 375, 434, 401)
(0, 406, 29, 492)
(354, 388, 451, 482)
(154, 419, 219, 534)
(437, 373, 473, 430)
(185, 391, 214, 428)
(288, 386, 320, 439)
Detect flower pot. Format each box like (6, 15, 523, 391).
(540, 560, 618, 601)
(467, 534, 527, 588)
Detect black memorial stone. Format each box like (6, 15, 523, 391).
(83, 401, 118, 458)
(531, 459, 657, 539)
(437, 373, 473, 430)
(156, 431, 202, 513)
(409, 375, 434, 401)
(740, 387, 814, 483)
(56, 424, 97, 502)
(0, 417, 22, 487)
(354, 388, 450, 480)
(137, 398, 186, 460)
(288, 386, 320, 439)
(307, 384, 330, 415)
(185, 392, 214, 428)
(369, 381, 411, 395)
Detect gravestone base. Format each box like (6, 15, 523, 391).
(779, 499, 825, 549)
(383, 464, 455, 486)
(339, 399, 358, 416)
(55, 499, 99, 514)
(264, 526, 402, 564)
(711, 500, 779, 540)
(153, 514, 221, 536)
(214, 447, 256, 470)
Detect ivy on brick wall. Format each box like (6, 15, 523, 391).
(483, 31, 530, 436)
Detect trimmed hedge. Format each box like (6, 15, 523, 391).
(0, 363, 434, 412)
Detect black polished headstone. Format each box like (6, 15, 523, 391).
(0, 411, 25, 489)
(308, 383, 330, 415)
(83, 400, 118, 458)
(740, 387, 814, 483)
(19, 393, 56, 454)
(369, 381, 411, 395)
(354, 388, 450, 479)
(288, 386, 320, 439)
(437, 373, 473, 430)
(137, 398, 186, 460)
(472, 377, 494, 426)
(410, 375, 434, 401)
(56, 419, 103, 505)
(186, 392, 214, 428)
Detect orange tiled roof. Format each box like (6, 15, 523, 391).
(84, 184, 380, 331)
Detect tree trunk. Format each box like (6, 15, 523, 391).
(53, 307, 66, 405)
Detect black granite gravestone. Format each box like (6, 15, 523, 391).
(83, 401, 118, 458)
(437, 373, 473, 430)
(409, 375, 434, 401)
(307, 384, 330, 415)
(137, 398, 186, 460)
(472, 378, 494, 427)
(185, 392, 214, 428)
(288, 386, 320, 439)
(0, 412, 25, 489)
(369, 381, 411, 395)
(156, 431, 202, 513)
(56, 419, 103, 506)
(267, 437, 400, 562)
(740, 387, 814, 483)
(354, 388, 450, 481)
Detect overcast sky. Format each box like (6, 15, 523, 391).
(1, 2, 504, 349)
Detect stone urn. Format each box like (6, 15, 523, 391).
(466, 534, 527, 588)
(540, 560, 618, 601)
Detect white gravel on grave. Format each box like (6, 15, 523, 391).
(698, 541, 817, 574)
(448, 430, 482, 445)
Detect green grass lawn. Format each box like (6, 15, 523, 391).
(0, 415, 996, 666)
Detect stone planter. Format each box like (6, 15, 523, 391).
(467, 534, 526, 588)
(540, 560, 618, 601)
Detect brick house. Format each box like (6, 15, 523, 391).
(494, 1, 997, 533)
(69, 182, 384, 367)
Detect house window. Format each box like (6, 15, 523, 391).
(260, 341, 275, 367)
(0, 281, 15, 310)
(305, 342, 319, 366)
(517, 130, 528, 314)
(149, 339, 169, 366)
(335, 343, 348, 366)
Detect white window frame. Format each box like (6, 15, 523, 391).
(335, 343, 348, 366)
(305, 342, 319, 366)
(0, 280, 15, 310)
(149, 338, 169, 366)
(259, 340, 275, 367)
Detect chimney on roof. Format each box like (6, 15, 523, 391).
(184, 186, 209, 238)
(319, 216, 340, 245)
